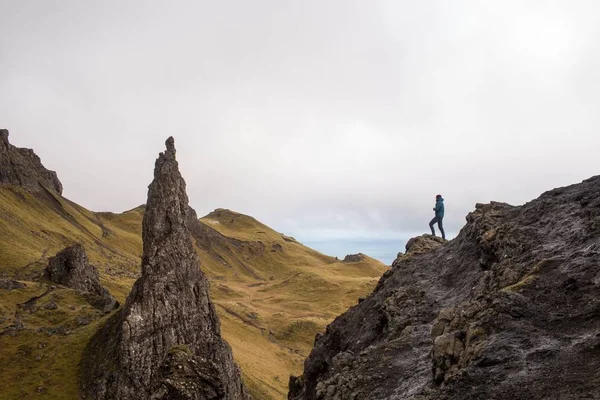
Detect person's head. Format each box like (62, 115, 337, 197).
(436, 194, 442, 200)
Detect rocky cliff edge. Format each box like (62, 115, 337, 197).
(290, 176, 600, 400)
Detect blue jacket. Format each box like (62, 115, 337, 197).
(434, 198, 445, 218)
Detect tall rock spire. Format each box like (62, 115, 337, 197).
(81, 137, 248, 399)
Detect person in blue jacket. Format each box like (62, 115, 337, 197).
(429, 194, 445, 240)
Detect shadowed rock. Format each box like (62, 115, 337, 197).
(0, 129, 63, 194)
(289, 176, 600, 400)
(46, 244, 118, 312)
(81, 137, 248, 399)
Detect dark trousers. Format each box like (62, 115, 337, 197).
(429, 216, 445, 239)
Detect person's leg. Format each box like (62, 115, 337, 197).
(438, 218, 446, 240)
(429, 217, 438, 236)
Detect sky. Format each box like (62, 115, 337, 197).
(1, 1, 599, 262)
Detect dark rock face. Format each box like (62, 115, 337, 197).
(0, 129, 63, 194)
(46, 244, 118, 312)
(342, 254, 365, 263)
(289, 176, 600, 400)
(47, 244, 102, 293)
(81, 137, 248, 400)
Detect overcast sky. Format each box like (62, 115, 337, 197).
(1, 1, 599, 249)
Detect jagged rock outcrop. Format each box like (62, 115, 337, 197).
(46, 244, 118, 312)
(342, 254, 366, 263)
(391, 235, 446, 267)
(289, 176, 600, 400)
(0, 129, 63, 194)
(81, 137, 248, 400)
(46, 244, 105, 293)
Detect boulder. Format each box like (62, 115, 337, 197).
(46, 244, 118, 312)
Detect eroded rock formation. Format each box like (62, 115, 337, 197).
(81, 137, 248, 399)
(0, 129, 63, 194)
(46, 244, 104, 293)
(289, 176, 600, 400)
(46, 244, 118, 312)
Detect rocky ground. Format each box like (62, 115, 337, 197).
(290, 176, 600, 400)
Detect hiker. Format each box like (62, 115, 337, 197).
(429, 194, 445, 240)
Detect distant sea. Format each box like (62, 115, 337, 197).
(303, 238, 407, 265)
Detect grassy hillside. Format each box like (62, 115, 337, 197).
(0, 186, 388, 399)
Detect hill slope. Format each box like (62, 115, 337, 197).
(0, 134, 387, 399)
(289, 176, 600, 400)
